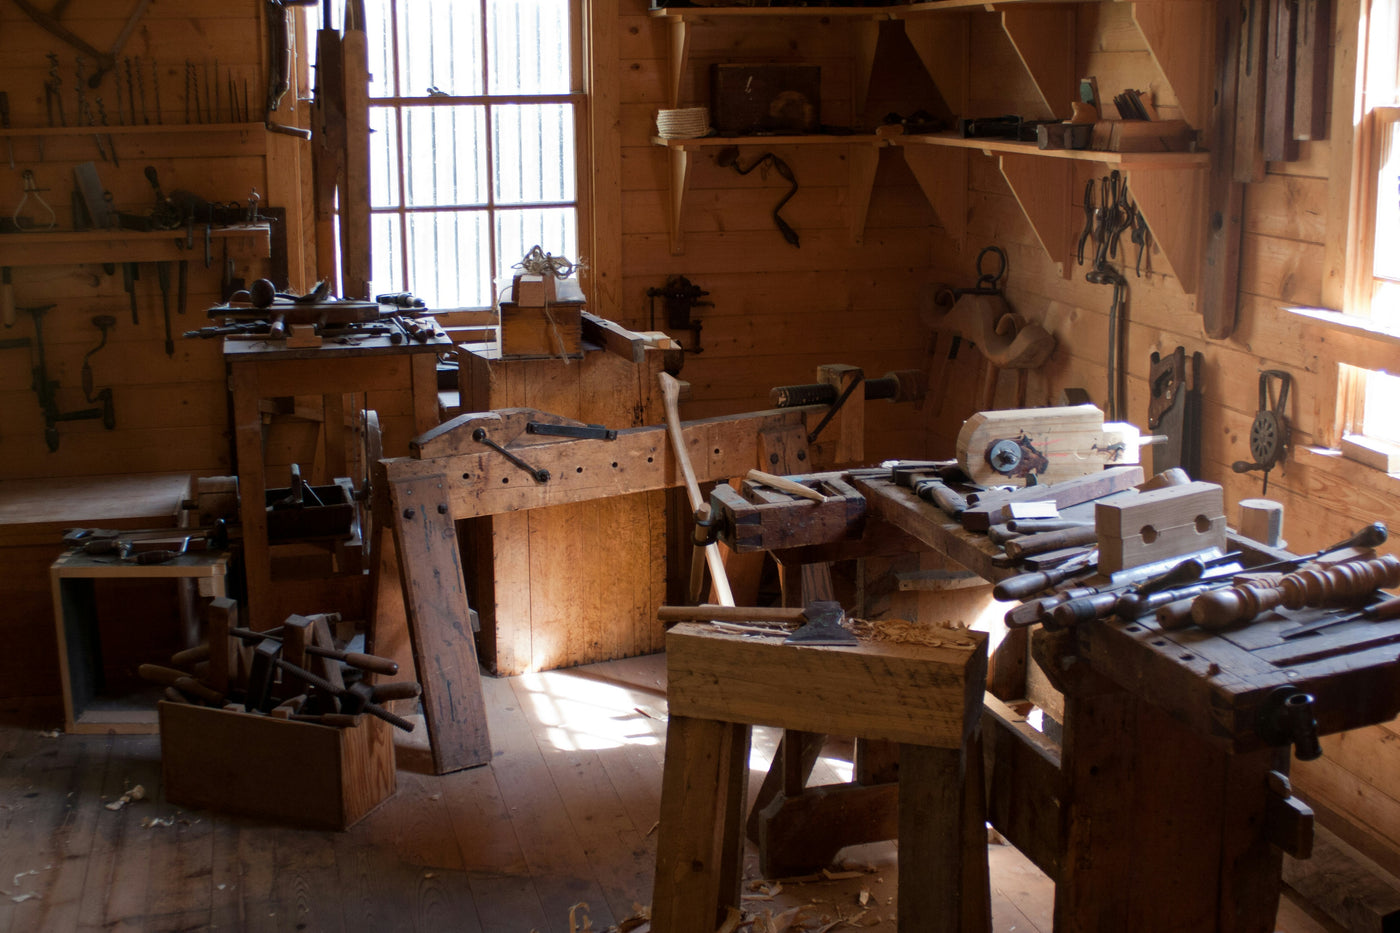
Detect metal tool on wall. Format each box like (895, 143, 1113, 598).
(714, 146, 800, 247)
(1232, 369, 1292, 494)
(21, 305, 116, 451)
(1147, 346, 1203, 478)
(647, 274, 712, 353)
(1079, 170, 1145, 421)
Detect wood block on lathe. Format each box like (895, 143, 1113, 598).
(1095, 481, 1225, 573)
(956, 404, 1139, 486)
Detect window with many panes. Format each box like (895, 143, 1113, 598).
(1336, 0, 1400, 449)
(335, 0, 585, 309)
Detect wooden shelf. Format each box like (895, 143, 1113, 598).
(891, 134, 1203, 288)
(890, 132, 1207, 166)
(0, 121, 267, 138)
(3, 223, 273, 266)
(652, 135, 883, 254)
(652, 0, 1211, 290)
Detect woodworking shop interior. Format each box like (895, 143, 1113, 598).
(5, 0, 1400, 930)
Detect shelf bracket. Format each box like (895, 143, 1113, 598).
(852, 19, 882, 116)
(666, 145, 692, 256)
(1122, 164, 1205, 295)
(1132, 0, 1212, 133)
(666, 16, 691, 110)
(900, 144, 969, 247)
(849, 142, 882, 245)
(1001, 7, 1076, 121)
(997, 153, 1074, 279)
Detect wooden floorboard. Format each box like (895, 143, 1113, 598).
(0, 653, 1339, 933)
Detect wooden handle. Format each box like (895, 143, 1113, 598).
(746, 469, 827, 503)
(1003, 525, 1098, 561)
(1193, 556, 1400, 629)
(138, 664, 223, 704)
(657, 604, 804, 624)
(341, 651, 399, 676)
(659, 373, 734, 607)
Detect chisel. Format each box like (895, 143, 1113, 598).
(1279, 594, 1400, 639)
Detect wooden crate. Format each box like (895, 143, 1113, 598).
(159, 702, 397, 830)
(499, 300, 584, 360)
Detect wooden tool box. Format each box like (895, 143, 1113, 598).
(497, 275, 585, 360)
(159, 702, 396, 831)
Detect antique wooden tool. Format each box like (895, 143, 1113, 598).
(1191, 555, 1400, 630)
(956, 404, 1154, 486)
(660, 373, 735, 606)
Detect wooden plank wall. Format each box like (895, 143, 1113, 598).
(0, 0, 316, 481)
(608, 2, 941, 463)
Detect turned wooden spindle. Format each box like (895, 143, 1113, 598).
(1192, 555, 1400, 630)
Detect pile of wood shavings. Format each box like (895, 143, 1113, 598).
(847, 618, 976, 649)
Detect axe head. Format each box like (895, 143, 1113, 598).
(784, 599, 857, 647)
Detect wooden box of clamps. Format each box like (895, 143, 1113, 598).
(499, 276, 585, 360)
(159, 701, 396, 830)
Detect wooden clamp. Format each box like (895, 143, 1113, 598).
(710, 473, 866, 553)
(1095, 481, 1226, 574)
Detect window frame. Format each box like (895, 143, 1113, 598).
(353, 0, 591, 310)
(1323, 0, 1400, 451)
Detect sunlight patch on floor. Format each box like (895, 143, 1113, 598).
(518, 669, 665, 752)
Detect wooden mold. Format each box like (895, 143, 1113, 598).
(1095, 480, 1225, 573)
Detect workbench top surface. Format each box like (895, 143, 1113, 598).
(0, 473, 191, 548)
(850, 474, 1013, 581)
(51, 547, 230, 579)
(222, 330, 451, 361)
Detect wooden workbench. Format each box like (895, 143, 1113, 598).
(0, 473, 192, 700)
(225, 330, 448, 630)
(725, 470, 1400, 932)
(456, 342, 672, 675)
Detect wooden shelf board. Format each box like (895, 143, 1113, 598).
(0, 122, 267, 138)
(3, 223, 273, 266)
(652, 133, 884, 149)
(889, 132, 1208, 166)
(650, 0, 1103, 19)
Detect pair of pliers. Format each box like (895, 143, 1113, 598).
(1130, 208, 1150, 276)
(1076, 179, 1095, 265)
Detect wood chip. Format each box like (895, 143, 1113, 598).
(569, 901, 594, 933)
(715, 905, 744, 933)
(846, 618, 975, 649)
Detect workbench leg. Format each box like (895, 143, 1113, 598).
(1217, 749, 1288, 933)
(652, 714, 750, 933)
(366, 521, 418, 704)
(389, 474, 491, 773)
(410, 352, 439, 434)
(1054, 687, 1233, 932)
(231, 362, 275, 630)
(899, 736, 990, 933)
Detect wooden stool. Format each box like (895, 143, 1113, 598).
(652, 622, 991, 933)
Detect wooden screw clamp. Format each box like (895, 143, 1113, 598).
(1192, 555, 1400, 630)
